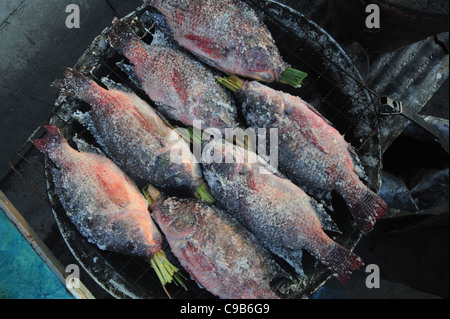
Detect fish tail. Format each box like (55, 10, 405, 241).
(322, 243, 363, 284)
(33, 125, 67, 155)
(106, 18, 140, 56)
(51, 67, 96, 100)
(348, 187, 388, 234)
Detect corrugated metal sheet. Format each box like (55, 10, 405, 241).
(276, 0, 449, 152)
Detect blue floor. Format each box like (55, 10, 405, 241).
(0, 207, 74, 299)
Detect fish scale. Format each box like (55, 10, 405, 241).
(105, 18, 239, 132)
(34, 125, 163, 259)
(237, 80, 388, 234)
(202, 139, 363, 284)
(52, 67, 203, 193)
(144, 0, 292, 83)
(151, 194, 285, 299)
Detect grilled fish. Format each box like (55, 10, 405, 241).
(235, 80, 388, 234)
(151, 193, 284, 298)
(52, 67, 202, 193)
(34, 125, 162, 259)
(202, 139, 363, 284)
(143, 0, 307, 86)
(105, 18, 239, 132)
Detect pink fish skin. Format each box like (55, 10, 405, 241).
(144, 0, 289, 83)
(105, 18, 239, 132)
(238, 81, 388, 234)
(202, 139, 363, 284)
(34, 125, 162, 259)
(151, 195, 284, 298)
(53, 67, 203, 193)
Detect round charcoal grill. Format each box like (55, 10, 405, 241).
(22, 0, 384, 299)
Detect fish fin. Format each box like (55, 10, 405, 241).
(348, 188, 388, 234)
(72, 136, 106, 157)
(347, 144, 369, 181)
(116, 61, 144, 91)
(33, 125, 67, 155)
(181, 242, 219, 282)
(72, 110, 94, 127)
(142, 10, 174, 40)
(105, 18, 139, 55)
(286, 100, 331, 154)
(151, 28, 179, 52)
(268, 245, 305, 279)
(51, 166, 66, 206)
(95, 171, 131, 207)
(130, 106, 168, 139)
(302, 126, 329, 154)
(322, 243, 363, 284)
(183, 34, 224, 59)
(172, 68, 189, 105)
(151, 27, 179, 49)
(153, 101, 183, 125)
(71, 111, 113, 159)
(100, 77, 134, 94)
(303, 100, 335, 128)
(52, 67, 96, 100)
(311, 199, 341, 234)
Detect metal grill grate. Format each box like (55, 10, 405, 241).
(9, 1, 389, 299)
(245, 0, 386, 152)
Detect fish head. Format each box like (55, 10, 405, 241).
(236, 34, 287, 83)
(109, 212, 163, 258)
(154, 145, 204, 193)
(152, 198, 198, 240)
(201, 138, 257, 187)
(198, 91, 239, 129)
(239, 82, 284, 128)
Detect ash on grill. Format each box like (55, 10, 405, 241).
(10, 0, 387, 299)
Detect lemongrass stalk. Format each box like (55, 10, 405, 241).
(142, 185, 162, 206)
(151, 258, 166, 286)
(158, 253, 174, 278)
(161, 261, 174, 277)
(149, 252, 182, 298)
(155, 256, 172, 284)
(161, 255, 180, 273)
(217, 75, 245, 93)
(173, 273, 188, 291)
(195, 182, 216, 204)
(142, 187, 154, 205)
(279, 67, 308, 88)
(187, 126, 203, 145)
(144, 186, 188, 295)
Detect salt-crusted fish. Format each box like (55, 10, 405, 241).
(34, 125, 163, 262)
(143, 0, 307, 87)
(220, 77, 388, 234)
(52, 68, 203, 193)
(149, 188, 284, 299)
(105, 18, 239, 133)
(201, 139, 363, 284)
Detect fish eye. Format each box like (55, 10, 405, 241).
(239, 169, 247, 175)
(127, 242, 136, 252)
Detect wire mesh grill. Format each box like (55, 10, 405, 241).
(9, 0, 388, 299)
